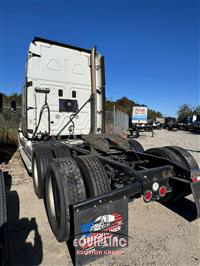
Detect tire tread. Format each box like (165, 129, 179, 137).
(75, 155, 111, 197)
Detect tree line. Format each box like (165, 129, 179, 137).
(1, 93, 199, 122)
(177, 104, 200, 123)
(1, 93, 164, 120)
(1, 93, 21, 106)
(105, 96, 163, 120)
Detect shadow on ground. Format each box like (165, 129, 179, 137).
(189, 131, 200, 135)
(0, 145, 43, 265)
(0, 143, 17, 165)
(5, 177, 43, 265)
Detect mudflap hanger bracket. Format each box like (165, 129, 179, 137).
(190, 169, 200, 219)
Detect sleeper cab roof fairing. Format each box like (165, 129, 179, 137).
(32, 37, 92, 54)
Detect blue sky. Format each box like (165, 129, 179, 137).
(0, 0, 199, 116)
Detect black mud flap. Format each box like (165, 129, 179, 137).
(191, 181, 200, 219)
(69, 196, 128, 266)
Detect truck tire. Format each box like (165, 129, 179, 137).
(145, 147, 189, 203)
(51, 143, 71, 159)
(44, 158, 86, 242)
(165, 146, 199, 170)
(145, 147, 180, 162)
(165, 146, 199, 197)
(128, 139, 144, 153)
(32, 144, 54, 199)
(74, 155, 111, 197)
(0, 171, 8, 266)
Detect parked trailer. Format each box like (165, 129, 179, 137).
(18, 37, 200, 264)
(132, 106, 148, 125)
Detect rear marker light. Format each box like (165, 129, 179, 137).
(192, 176, 200, 182)
(143, 190, 152, 202)
(159, 186, 167, 197)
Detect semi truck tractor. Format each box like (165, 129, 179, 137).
(18, 37, 200, 264)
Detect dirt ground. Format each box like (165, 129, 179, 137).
(1, 129, 200, 266)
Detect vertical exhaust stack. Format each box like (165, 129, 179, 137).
(0, 93, 3, 112)
(90, 47, 97, 134)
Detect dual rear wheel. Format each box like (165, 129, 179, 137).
(45, 155, 110, 242)
(32, 142, 71, 199)
(32, 143, 111, 242)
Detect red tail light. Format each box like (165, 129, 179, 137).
(143, 190, 152, 202)
(159, 186, 167, 197)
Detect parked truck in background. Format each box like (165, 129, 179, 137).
(182, 116, 197, 131)
(191, 118, 200, 132)
(132, 106, 148, 125)
(130, 106, 150, 132)
(155, 117, 165, 129)
(163, 117, 178, 131)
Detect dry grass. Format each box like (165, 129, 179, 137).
(0, 111, 20, 145)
